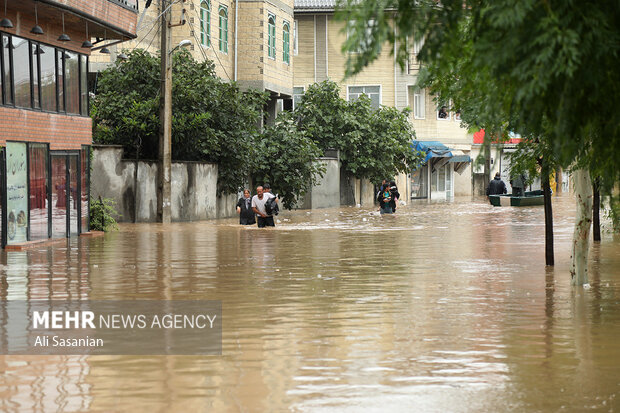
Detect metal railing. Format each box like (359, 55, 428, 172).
(107, 0, 138, 12)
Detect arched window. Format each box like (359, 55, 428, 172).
(219, 6, 228, 53)
(200, 0, 210, 47)
(267, 14, 276, 59)
(282, 22, 290, 64)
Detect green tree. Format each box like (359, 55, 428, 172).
(296, 80, 421, 184)
(338, 0, 620, 285)
(252, 112, 325, 209)
(91, 49, 267, 194)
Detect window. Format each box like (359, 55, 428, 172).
(0, 32, 88, 116)
(2, 34, 13, 105)
(293, 86, 304, 109)
(413, 88, 425, 119)
(218, 6, 228, 53)
(347, 20, 376, 54)
(64, 51, 79, 114)
(40, 44, 56, 112)
(293, 20, 298, 56)
(200, 1, 211, 47)
(348, 85, 380, 109)
(283, 22, 290, 64)
(437, 99, 450, 120)
(268, 14, 276, 59)
(13, 37, 31, 108)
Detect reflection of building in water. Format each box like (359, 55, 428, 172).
(0, 0, 137, 247)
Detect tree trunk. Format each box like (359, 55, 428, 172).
(592, 179, 601, 242)
(541, 163, 554, 266)
(570, 169, 593, 286)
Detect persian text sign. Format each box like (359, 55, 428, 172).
(6, 142, 28, 244)
(0, 301, 222, 355)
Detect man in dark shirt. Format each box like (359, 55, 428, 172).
(487, 172, 507, 196)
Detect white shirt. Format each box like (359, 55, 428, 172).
(251, 192, 274, 216)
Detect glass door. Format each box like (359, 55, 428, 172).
(51, 154, 67, 238)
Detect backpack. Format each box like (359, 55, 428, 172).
(265, 196, 279, 216)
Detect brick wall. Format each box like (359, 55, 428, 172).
(0, 108, 92, 150)
(49, 0, 137, 36)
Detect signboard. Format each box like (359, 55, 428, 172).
(6, 142, 28, 244)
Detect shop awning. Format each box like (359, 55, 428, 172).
(412, 140, 472, 174)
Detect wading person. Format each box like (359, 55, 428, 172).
(236, 189, 256, 225)
(389, 181, 400, 213)
(377, 183, 393, 214)
(487, 172, 508, 196)
(252, 186, 276, 227)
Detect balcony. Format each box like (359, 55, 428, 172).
(107, 0, 139, 12)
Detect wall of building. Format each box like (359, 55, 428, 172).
(0, 108, 91, 150)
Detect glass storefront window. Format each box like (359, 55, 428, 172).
(13, 37, 31, 108)
(69, 155, 78, 236)
(29, 144, 49, 240)
(40, 44, 56, 112)
(65, 51, 79, 114)
(31, 43, 40, 109)
(80, 147, 89, 232)
(2, 34, 13, 105)
(51, 155, 67, 238)
(80, 55, 88, 116)
(56, 51, 64, 112)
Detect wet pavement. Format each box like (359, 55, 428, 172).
(1, 193, 620, 412)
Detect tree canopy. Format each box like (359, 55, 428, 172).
(296, 80, 421, 184)
(337, 0, 620, 184)
(91, 49, 267, 194)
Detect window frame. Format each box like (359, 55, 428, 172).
(282, 21, 290, 64)
(346, 19, 376, 54)
(200, 0, 211, 47)
(292, 86, 305, 110)
(218, 5, 228, 54)
(267, 14, 276, 60)
(346, 85, 381, 109)
(413, 87, 425, 120)
(293, 20, 298, 56)
(0, 31, 89, 117)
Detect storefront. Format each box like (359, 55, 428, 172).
(410, 141, 471, 200)
(1, 143, 90, 247)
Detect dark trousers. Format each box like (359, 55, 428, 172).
(257, 215, 275, 228)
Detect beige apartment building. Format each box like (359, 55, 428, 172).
(293, 0, 473, 199)
(90, 0, 294, 120)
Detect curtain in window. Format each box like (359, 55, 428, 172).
(13, 37, 31, 108)
(40, 45, 56, 111)
(29, 144, 49, 240)
(65, 51, 79, 114)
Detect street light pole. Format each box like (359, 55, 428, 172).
(158, 0, 172, 223)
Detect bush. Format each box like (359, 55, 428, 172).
(89, 197, 120, 232)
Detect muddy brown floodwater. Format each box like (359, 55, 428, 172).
(1, 193, 619, 412)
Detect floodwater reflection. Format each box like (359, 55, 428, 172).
(1, 194, 620, 412)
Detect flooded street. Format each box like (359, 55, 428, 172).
(1, 193, 620, 412)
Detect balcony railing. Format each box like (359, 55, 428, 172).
(407, 53, 420, 75)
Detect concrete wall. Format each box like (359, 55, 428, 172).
(91, 145, 222, 222)
(301, 157, 340, 209)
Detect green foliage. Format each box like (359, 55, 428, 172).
(606, 196, 620, 233)
(337, 0, 620, 187)
(297, 80, 422, 184)
(253, 112, 325, 209)
(91, 49, 267, 194)
(89, 197, 120, 232)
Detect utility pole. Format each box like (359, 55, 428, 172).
(158, 0, 172, 223)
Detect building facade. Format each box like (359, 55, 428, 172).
(293, 0, 473, 200)
(90, 0, 294, 123)
(0, 0, 137, 246)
